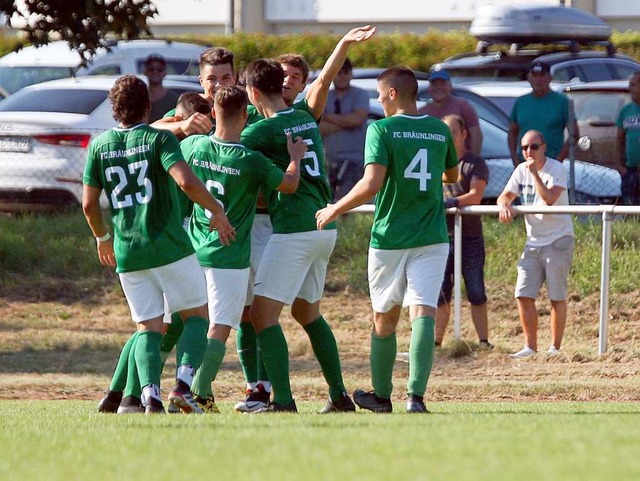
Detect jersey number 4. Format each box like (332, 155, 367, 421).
(105, 160, 152, 209)
(403, 148, 432, 191)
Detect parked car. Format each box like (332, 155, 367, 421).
(0, 39, 206, 95)
(356, 80, 621, 204)
(435, 5, 640, 85)
(0, 76, 203, 212)
(563, 80, 630, 172)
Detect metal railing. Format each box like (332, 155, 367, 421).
(351, 203, 640, 356)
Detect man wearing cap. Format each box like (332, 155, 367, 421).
(508, 61, 578, 167)
(144, 54, 181, 123)
(419, 67, 483, 154)
(319, 58, 370, 200)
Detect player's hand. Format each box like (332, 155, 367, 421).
(181, 113, 212, 137)
(286, 133, 307, 162)
(96, 238, 116, 267)
(316, 204, 338, 230)
(343, 25, 377, 43)
(498, 203, 515, 224)
(209, 212, 236, 246)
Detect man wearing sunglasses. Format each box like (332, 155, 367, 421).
(144, 53, 180, 123)
(498, 130, 574, 359)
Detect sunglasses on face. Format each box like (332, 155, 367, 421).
(521, 143, 542, 151)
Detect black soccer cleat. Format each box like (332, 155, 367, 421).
(406, 394, 429, 414)
(116, 395, 144, 414)
(144, 396, 166, 414)
(320, 392, 356, 413)
(254, 399, 298, 413)
(353, 389, 393, 413)
(97, 390, 123, 413)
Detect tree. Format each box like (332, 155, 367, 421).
(0, 0, 158, 61)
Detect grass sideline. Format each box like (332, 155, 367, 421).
(1, 401, 639, 481)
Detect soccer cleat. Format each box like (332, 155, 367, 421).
(406, 394, 429, 413)
(144, 396, 166, 414)
(509, 346, 537, 358)
(194, 395, 220, 414)
(254, 399, 297, 413)
(319, 392, 356, 413)
(116, 395, 144, 414)
(234, 384, 271, 413)
(167, 402, 181, 414)
(98, 390, 123, 413)
(353, 389, 393, 413)
(168, 382, 204, 414)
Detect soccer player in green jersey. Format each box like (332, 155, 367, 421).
(83, 75, 235, 414)
(179, 85, 307, 412)
(237, 59, 354, 413)
(316, 67, 459, 413)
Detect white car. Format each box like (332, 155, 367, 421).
(0, 76, 203, 211)
(0, 39, 206, 96)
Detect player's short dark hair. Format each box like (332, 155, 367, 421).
(200, 47, 235, 71)
(176, 92, 212, 118)
(243, 59, 284, 96)
(276, 53, 309, 83)
(109, 75, 149, 124)
(214, 86, 248, 119)
(377, 67, 418, 100)
(442, 114, 467, 133)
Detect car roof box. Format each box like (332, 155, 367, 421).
(470, 5, 612, 45)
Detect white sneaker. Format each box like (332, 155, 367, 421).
(509, 346, 537, 358)
(547, 346, 560, 355)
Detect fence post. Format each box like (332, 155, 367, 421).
(568, 98, 576, 205)
(598, 209, 614, 355)
(453, 211, 462, 340)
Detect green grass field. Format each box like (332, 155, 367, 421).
(2, 401, 639, 481)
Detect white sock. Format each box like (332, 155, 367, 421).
(143, 384, 161, 402)
(258, 381, 272, 393)
(246, 382, 257, 390)
(176, 364, 196, 388)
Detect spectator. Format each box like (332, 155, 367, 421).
(508, 62, 578, 167)
(617, 71, 640, 205)
(143, 53, 180, 123)
(419, 67, 482, 154)
(319, 58, 369, 200)
(436, 114, 491, 348)
(498, 129, 574, 359)
(316, 67, 459, 413)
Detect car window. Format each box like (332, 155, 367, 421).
(611, 63, 638, 81)
(88, 64, 121, 76)
(0, 88, 108, 114)
(0, 66, 77, 95)
(135, 59, 200, 76)
(580, 62, 616, 82)
(567, 91, 630, 124)
(478, 118, 510, 159)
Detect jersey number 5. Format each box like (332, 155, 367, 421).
(105, 160, 152, 209)
(403, 148, 432, 191)
(302, 139, 320, 177)
(204, 180, 226, 219)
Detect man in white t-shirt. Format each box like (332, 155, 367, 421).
(498, 129, 574, 358)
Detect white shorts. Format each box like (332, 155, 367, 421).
(203, 266, 250, 329)
(368, 243, 449, 313)
(119, 254, 207, 323)
(254, 229, 337, 305)
(245, 214, 273, 306)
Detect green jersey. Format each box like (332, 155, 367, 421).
(241, 107, 335, 233)
(364, 114, 458, 250)
(83, 124, 194, 273)
(180, 134, 285, 269)
(617, 101, 640, 168)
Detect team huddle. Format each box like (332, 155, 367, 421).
(82, 24, 465, 415)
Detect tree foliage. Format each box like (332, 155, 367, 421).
(0, 0, 158, 61)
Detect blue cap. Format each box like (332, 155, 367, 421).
(429, 67, 450, 82)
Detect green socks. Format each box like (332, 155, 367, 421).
(257, 325, 292, 405)
(160, 312, 184, 366)
(191, 338, 226, 398)
(304, 316, 346, 401)
(176, 316, 208, 370)
(124, 335, 142, 398)
(109, 331, 139, 392)
(134, 330, 162, 388)
(407, 316, 435, 398)
(370, 331, 397, 399)
(237, 321, 258, 384)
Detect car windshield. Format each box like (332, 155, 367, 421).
(0, 88, 107, 114)
(0, 66, 77, 95)
(566, 91, 631, 124)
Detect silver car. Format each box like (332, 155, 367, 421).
(0, 76, 203, 211)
